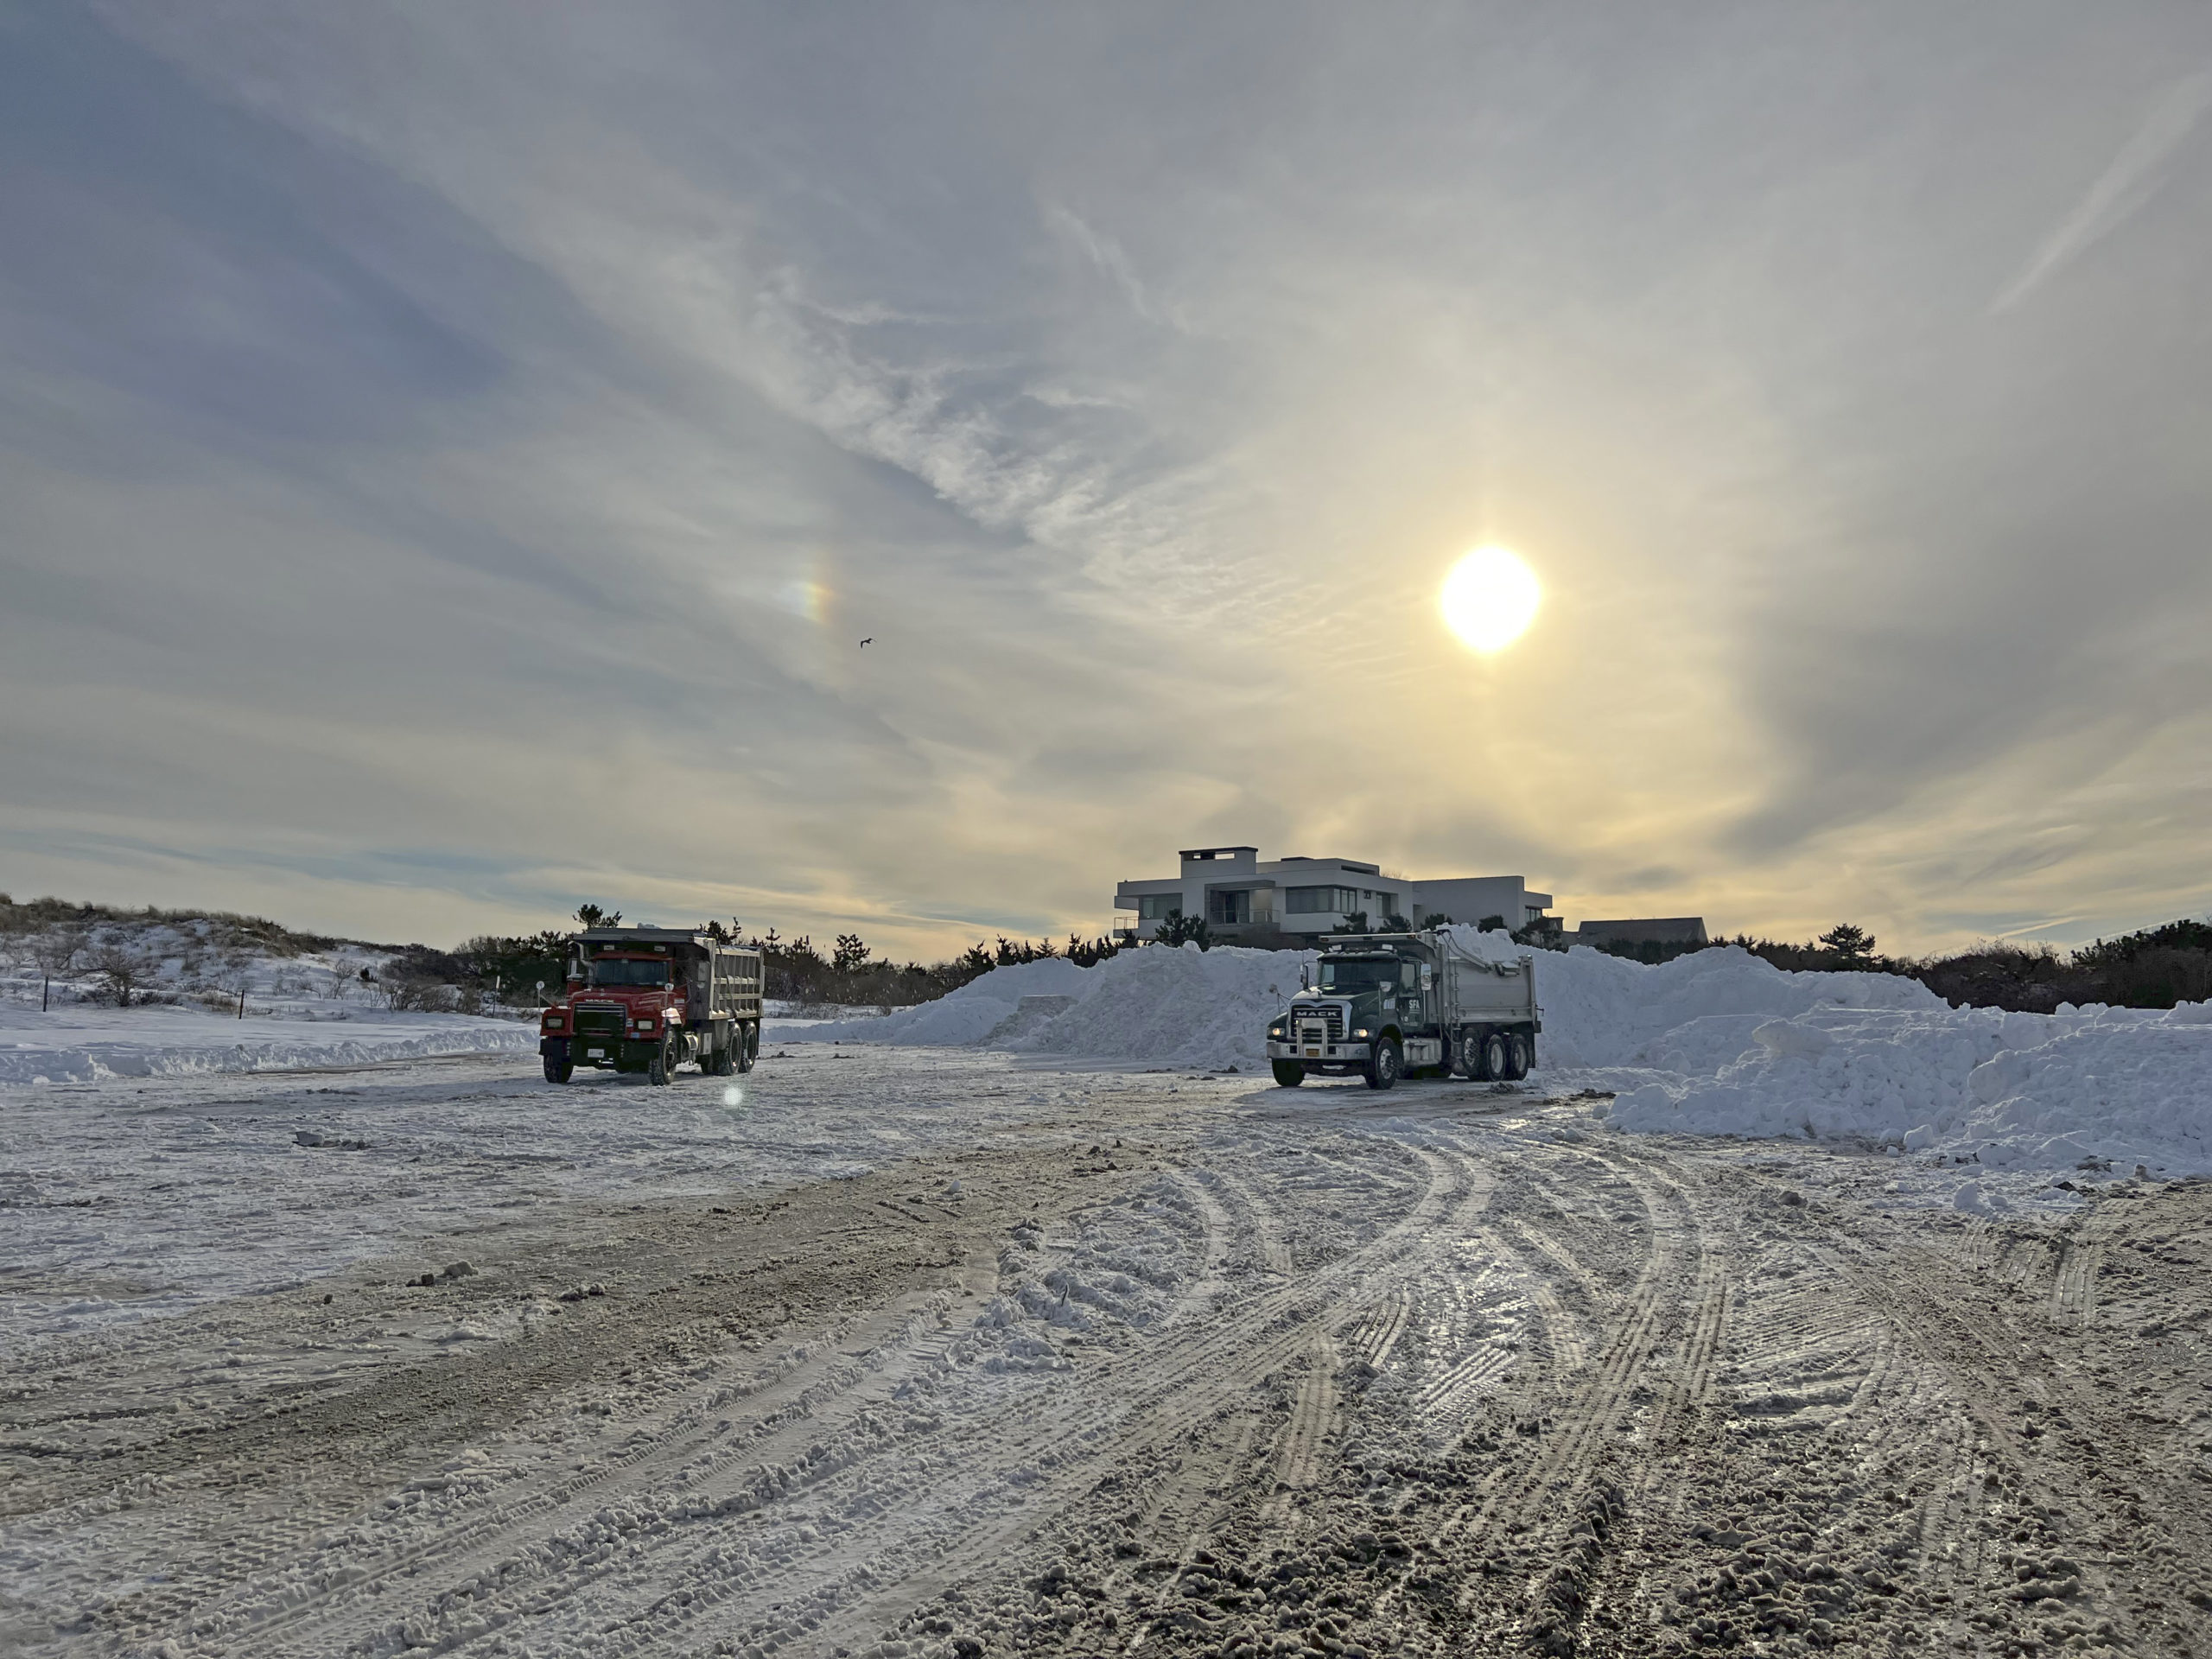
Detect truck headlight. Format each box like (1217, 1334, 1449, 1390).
(1353, 1027, 1370, 1038)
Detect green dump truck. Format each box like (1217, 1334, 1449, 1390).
(1265, 929, 1539, 1090)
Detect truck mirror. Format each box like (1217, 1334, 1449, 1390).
(1299, 965, 1309, 989)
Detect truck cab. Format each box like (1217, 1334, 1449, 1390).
(1265, 930, 1538, 1090)
(538, 927, 763, 1086)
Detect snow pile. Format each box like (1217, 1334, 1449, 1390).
(0, 1003, 536, 1084)
(1604, 998, 2212, 1174)
(788, 944, 1310, 1071)
(797, 930, 2212, 1173)
(1530, 944, 1945, 1069)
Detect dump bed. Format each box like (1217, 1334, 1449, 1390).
(1436, 938, 1538, 1027)
(698, 946, 763, 1023)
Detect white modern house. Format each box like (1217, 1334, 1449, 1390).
(1113, 847, 1554, 944)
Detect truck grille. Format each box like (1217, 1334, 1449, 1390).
(1294, 1005, 1344, 1043)
(573, 1007, 624, 1040)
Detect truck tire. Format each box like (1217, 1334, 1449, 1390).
(1363, 1038, 1402, 1091)
(734, 1023, 757, 1074)
(1506, 1031, 1531, 1080)
(648, 1042, 669, 1087)
(1271, 1059, 1306, 1087)
(1480, 1030, 1509, 1082)
(713, 1036, 734, 1077)
(543, 1057, 573, 1084)
(1455, 1029, 1482, 1079)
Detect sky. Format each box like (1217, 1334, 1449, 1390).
(3, 3, 2209, 960)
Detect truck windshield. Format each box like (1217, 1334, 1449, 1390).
(588, 958, 670, 988)
(1318, 959, 1401, 993)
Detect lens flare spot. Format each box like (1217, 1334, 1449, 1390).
(1440, 546, 1541, 652)
(721, 1085, 745, 1108)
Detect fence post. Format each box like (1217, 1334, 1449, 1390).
(42, 973, 50, 1013)
(238, 987, 246, 1020)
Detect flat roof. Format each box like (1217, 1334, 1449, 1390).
(1179, 846, 1258, 859)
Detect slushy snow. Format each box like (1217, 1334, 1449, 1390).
(792, 930, 2212, 1174)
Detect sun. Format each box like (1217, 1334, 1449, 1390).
(1440, 545, 1541, 652)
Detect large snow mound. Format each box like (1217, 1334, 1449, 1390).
(792, 932, 2212, 1173)
(788, 944, 1310, 1071)
(0, 1004, 537, 1084)
(1601, 998, 2212, 1174)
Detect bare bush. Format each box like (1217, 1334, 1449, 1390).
(91, 941, 151, 1007)
(379, 976, 459, 1013)
(31, 924, 89, 980)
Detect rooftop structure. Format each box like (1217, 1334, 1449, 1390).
(1114, 847, 1553, 944)
(1571, 917, 1710, 946)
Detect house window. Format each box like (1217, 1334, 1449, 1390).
(1285, 886, 1358, 914)
(1207, 889, 1252, 925)
(1137, 893, 1183, 921)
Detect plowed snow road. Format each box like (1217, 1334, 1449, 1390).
(3, 1050, 2207, 1657)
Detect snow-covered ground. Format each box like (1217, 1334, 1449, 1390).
(0, 1041, 1159, 1351)
(791, 931, 2212, 1176)
(0, 1001, 536, 1084)
(3, 1044, 2207, 1658)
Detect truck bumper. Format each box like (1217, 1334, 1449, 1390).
(1268, 1039, 1370, 1064)
(559, 1035, 662, 1071)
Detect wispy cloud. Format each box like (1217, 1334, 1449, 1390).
(1992, 72, 2212, 313)
(1045, 203, 1158, 323)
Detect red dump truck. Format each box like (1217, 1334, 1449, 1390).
(538, 926, 764, 1085)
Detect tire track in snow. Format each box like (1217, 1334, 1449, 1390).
(1260, 1333, 1339, 1524)
(194, 1138, 1484, 1658)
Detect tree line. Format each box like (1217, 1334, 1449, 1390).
(454, 905, 1128, 1009)
(1567, 917, 2212, 1012)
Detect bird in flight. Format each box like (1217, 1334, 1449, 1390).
(860, 637, 873, 647)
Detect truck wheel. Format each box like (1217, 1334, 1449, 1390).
(648, 1043, 669, 1087)
(1363, 1039, 1402, 1091)
(1271, 1059, 1306, 1087)
(734, 1023, 757, 1074)
(1506, 1032, 1531, 1080)
(1480, 1031, 1509, 1081)
(543, 1057, 573, 1084)
(713, 1038, 734, 1077)
(1455, 1030, 1482, 1078)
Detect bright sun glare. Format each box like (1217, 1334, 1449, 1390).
(1440, 545, 1541, 652)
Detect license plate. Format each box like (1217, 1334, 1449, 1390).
(587, 1047, 604, 1058)
(1306, 1048, 1320, 1057)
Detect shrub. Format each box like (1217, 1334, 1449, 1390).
(379, 976, 460, 1013)
(1154, 911, 1211, 949)
(91, 942, 150, 1007)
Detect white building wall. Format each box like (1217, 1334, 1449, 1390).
(1408, 877, 1552, 930)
